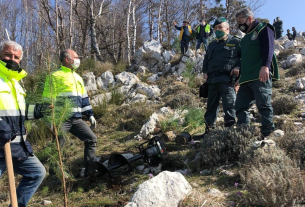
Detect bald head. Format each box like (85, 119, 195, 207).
(60, 49, 79, 69)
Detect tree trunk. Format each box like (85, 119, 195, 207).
(131, 0, 136, 57)
(126, 0, 132, 66)
(89, 0, 104, 61)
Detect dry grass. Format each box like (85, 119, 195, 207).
(272, 94, 298, 115)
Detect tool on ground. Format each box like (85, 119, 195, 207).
(88, 136, 167, 177)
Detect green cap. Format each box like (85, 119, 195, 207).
(213, 17, 227, 28)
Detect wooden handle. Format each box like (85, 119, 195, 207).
(4, 142, 18, 207)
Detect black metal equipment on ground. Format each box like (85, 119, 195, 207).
(88, 136, 167, 177)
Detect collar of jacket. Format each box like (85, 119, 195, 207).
(0, 60, 27, 81)
(60, 65, 74, 72)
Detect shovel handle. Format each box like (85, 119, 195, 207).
(4, 142, 18, 207)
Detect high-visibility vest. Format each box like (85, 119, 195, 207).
(0, 61, 34, 159)
(42, 65, 93, 118)
(179, 25, 192, 40)
(197, 24, 211, 34)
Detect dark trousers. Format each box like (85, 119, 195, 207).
(235, 78, 274, 137)
(204, 82, 236, 127)
(180, 37, 190, 55)
(275, 31, 282, 39)
(196, 37, 208, 51)
(60, 118, 97, 168)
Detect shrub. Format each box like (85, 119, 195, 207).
(109, 89, 125, 105)
(199, 126, 257, 168)
(113, 61, 127, 75)
(277, 132, 305, 168)
(238, 147, 305, 207)
(272, 94, 298, 115)
(166, 92, 198, 109)
(92, 97, 108, 119)
(118, 103, 156, 131)
(78, 58, 115, 76)
(285, 62, 305, 77)
(277, 48, 299, 61)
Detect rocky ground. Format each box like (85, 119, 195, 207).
(1, 33, 305, 207)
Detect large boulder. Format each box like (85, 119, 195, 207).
(96, 71, 115, 90)
(82, 72, 97, 92)
(277, 35, 289, 45)
(286, 54, 303, 67)
(135, 82, 161, 98)
(115, 71, 140, 86)
(129, 93, 147, 104)
(143, 40, 163, 61)
(124, 171, 192, 207)
(284, 40, 297, 49)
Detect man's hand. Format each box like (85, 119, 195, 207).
(173, 21, 177, 26)
(204, 73, 208, 80)
(89, 116, 97, 129)
(234, 80, 240, 92)
(259, 66, 269, 82)
(230, 67, 240, 77)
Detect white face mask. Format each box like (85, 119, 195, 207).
(72, 59, 80, 69)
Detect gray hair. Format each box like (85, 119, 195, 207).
(0, 41, 23, 60)
(235, 8, 255, 19)
(59, 49, 72, 63)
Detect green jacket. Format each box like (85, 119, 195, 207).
(239, 22, 280, 84)
(202, 35, 241, 84)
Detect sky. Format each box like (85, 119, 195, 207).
(221, 0, 305, 33)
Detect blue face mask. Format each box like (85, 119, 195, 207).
(215, 30, 226, 39)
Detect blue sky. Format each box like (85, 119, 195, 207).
(221, 0, 305, 33)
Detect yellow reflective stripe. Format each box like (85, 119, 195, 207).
(81, 105, 92, 112)
(11, 135, 27, 143)
(0, 109, 25, 116)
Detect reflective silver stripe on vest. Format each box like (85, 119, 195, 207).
(0, 109, 25, 116)
(81, 105, 92, 112)
(58, 92, 79, 97)
(11, 135, 27, 143)
(82, 93, 88, 98)
(71, 107, 82, 112)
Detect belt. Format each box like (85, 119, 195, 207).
(208, 70, 231, 78)
(11, 135, 27, 143)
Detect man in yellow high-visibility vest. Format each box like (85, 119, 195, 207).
(196, 19, 214, 52)
(43, 49, 97, 177)
(0, 41, 46, 206)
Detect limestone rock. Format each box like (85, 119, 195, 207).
(273, 129, 285, 137)
(82, 72, 97, 92)
(115, 71, 140, 86)
(162, 50, 173, 63)
(129, 93, 147, 104)
(97, 71, 115, 90)
(139, 112, 159, 138)
(90, 93, 112, 106)
(143, 40, 163, 61)
(135, 83, 160, 99)
(137, 66, 147, 74)
(147, 74, 159, 82)
(286, 54, 302, 67)
(124, 171, 192, 207)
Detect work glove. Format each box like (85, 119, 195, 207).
(89, 116, 97, 129)
(34, 104, 53, 119)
